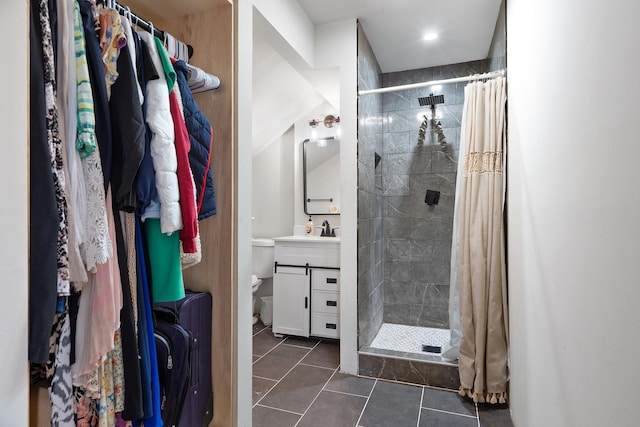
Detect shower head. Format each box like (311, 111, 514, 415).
(418, 93, 444, 107)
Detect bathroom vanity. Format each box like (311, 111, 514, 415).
(272, 235, 340, 339)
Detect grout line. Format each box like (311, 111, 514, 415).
(421, 407, 477, 419)
(358, 374, 432, 390)
(323, 388, 371, 399)
(423, 384, 463, 393)
(298, 362, 337, 371)
(281, 342, 320, 350)
(355, 378, 378, 427)
(252, 379, 279, 410)
(417, 387, 425, 427)
(253, 340, 320, 409)
(252, 325, 268, 337)
(252, 374, 278, 382)
(476, 402, 481, 427)
(252, 338, 287, 365)
(293, 366, 340, 427)
(255, 403, 304, 417)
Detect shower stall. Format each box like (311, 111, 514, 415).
(356, 25, 498, 383)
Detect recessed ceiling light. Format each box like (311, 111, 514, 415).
(423, 33, 438, 41)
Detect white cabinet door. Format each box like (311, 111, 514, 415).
(272, 266, 310, 337)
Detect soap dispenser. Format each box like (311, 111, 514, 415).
(305, 216, 314, 236)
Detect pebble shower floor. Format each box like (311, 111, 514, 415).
(370, 323, 451, 355)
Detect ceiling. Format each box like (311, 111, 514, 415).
(297, 0, 502, 73)
(252, 0, 502, 151)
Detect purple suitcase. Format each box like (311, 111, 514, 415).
(156, 291, 213, 427)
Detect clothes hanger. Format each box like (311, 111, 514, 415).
(124, 6, 132, 24)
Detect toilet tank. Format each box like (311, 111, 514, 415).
(252, 238, 275, 279)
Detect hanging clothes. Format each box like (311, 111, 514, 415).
(155, 52, 203, 266)
(73, 0, 112, 274)
(109, 41, 146, 213)
(132, 217, 162, 427)
(48, 308, 75, 427)
(120, 16, 144, 106)
(29, 0, 60, 364)
(79, 0, 112, 193)
(40, 0, 71, 297)
(98, 7, 126, 98)
(56, 0, 88, 286)
(133, 31, 159, 220)
(137, 31, 182, 233)
(154, 43, 199, 254)
(111, 200, 144, 420)
(72, 188, 122, 390)
(143, 219, 185, 302)
(174, 59, 217, 220)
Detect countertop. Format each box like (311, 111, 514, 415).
(272, 235, 341, 243)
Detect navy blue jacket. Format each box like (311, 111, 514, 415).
(173, 60, 217, 219)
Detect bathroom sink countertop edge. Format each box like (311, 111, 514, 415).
(273, 235, 341, 243)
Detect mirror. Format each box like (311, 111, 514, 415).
(303, 137, 341, 215)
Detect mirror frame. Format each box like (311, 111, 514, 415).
(303, 137, 340, 215)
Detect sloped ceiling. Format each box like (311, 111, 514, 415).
(252, 35, 332, 154)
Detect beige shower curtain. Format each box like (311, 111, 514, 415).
(456, 77, 509, 404)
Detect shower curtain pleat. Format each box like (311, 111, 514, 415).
(450, 77, 509, 403)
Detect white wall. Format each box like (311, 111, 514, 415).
(508, 1, 640, 426)
(252, 127, 295, 239)
(315, 19, 359, 375)
(236, 1, 254, 426)
(0, 0, 29, 423)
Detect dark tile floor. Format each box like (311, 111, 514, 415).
(252, 322, 514, 427)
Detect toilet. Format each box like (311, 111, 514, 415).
(252, 238, 275, 324)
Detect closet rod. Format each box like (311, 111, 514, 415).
(358, 69, 506, 95)
(110, 1, 194, 58)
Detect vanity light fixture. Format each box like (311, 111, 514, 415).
(309, 114, 341, 141)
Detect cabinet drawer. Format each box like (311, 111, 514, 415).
(311, 313, 340, 339)
(312, 291, 339, 315)
(274, 244, 339, 268)
(312, 269, 340, 292)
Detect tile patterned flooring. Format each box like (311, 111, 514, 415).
(252, 321, 514, 427)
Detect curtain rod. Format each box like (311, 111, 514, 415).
(358, 69, 506, 95)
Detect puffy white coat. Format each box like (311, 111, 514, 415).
(138, 31, 183, 234)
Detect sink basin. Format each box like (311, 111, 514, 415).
(273, 235, 340, 243)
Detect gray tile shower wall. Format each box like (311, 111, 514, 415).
(381, 59, 489, 328)
(357, 24, 385, 348)
(487, 0, 507, 72)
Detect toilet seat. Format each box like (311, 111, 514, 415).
(251, 274, 263, 292)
